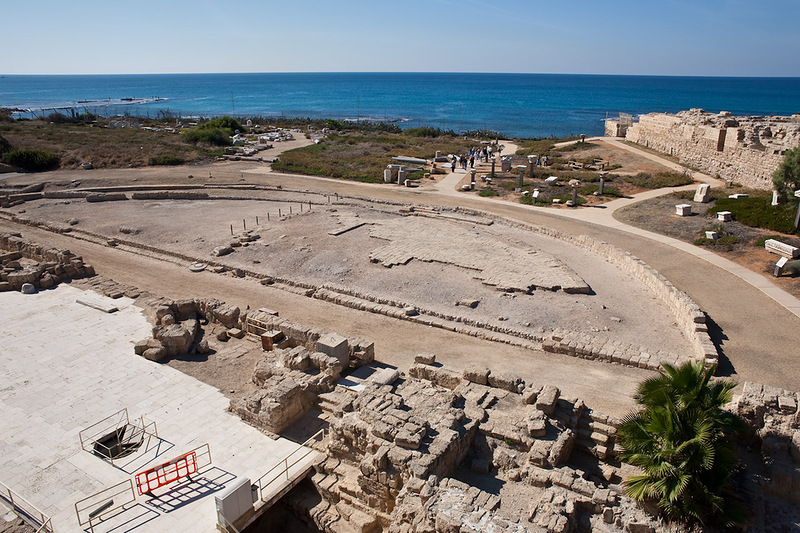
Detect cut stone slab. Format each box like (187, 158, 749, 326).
(76, 296, 119, 313)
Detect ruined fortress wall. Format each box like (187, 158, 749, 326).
(622, 110, 800, 190)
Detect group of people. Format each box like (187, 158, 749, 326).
(449, 144, 501, 172)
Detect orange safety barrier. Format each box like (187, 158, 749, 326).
(135, 451, 197, 495)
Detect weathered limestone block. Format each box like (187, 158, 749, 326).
(463, 365, 490, 385)
(155, 323, 195, 356)
(488, 371, 523, 393)
(316, 333, 349, 369)
(536, 385, 561, 415)
(212, 304, 240, 328)
(414, 352, 436, 365)
(142, 345, 168, 362)
(311, 351, 345, 379)
(408, 363, 462, 390)
(134, 338, 163, 355)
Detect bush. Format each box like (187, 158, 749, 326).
(403, 126, 456, 138)
(773, 145, 800, 198)
(182, 127, 232, 146)
(149, 154, 185, 166)
(709, 196, 800, 235)
(0, 134, 10, 155)
(2, 148, 59, 171)
(199, 116, 245, 134)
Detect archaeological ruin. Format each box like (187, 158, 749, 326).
(606, 109, 800, 190)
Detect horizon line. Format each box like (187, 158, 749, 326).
(3, 71, 800, 79)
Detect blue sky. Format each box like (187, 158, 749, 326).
(2, 0, 798, 76)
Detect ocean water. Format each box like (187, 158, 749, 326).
(1, 73, 799, 139)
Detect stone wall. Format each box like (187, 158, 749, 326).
(622, 109, 800, 190)
(0, 232, 95, 291)
(733, 381, 800, 505)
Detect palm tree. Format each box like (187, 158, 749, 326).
(618, 361, 746, 528)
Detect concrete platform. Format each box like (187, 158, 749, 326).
(0, 284, 319, 532)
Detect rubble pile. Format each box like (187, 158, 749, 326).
(0, 232, 95, 291)
(280, 356, 668, 533)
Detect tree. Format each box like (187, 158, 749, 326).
(773, 145, 800, 199)
(618, 362, 746, 528)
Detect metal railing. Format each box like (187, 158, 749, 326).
(0, 481, 53, 533)
(78, 408, 158, 467)
(253, 429, 325, 503)
(74, 479, 136, 533)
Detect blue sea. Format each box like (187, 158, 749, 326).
(1, 73, 799, 138)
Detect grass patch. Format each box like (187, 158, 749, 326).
(515, 139, 556, 157)
(556, 141, 596, 152)
(708, 196, 800, 235)
(478, 188, 499, 197)
(149, 154, 185, 166)
(579, 184, 623, 197)
(627, 171, 693, 189)
(273, 131, 465, 183)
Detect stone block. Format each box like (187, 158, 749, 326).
(227, 327, 245, 339)
(536, 385, 560, 415)
(316, 333, 349, 368)
(370, 367, 399, 386)
(414, 352, 436, 365)
(522, 386, 541, 405)
(693, 184, 710, 203)
(675, 204, 692, 216)
(261, 330, 285, 351)
(463, 365, 490, 385)
(488, 371, 523, 393)
(717, 210, 732, 221)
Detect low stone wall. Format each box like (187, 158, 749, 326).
(622, 109, 800, 190)
(0, 232, 95, 291)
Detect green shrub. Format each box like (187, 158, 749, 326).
(403, 126, 455, 138)
(773, 145, 800, 198)
(0, 134, 10, 155)
(2, 148, 59, 171)
(627, 171, 693, 189)
(182, 127, 232, 146)
(199, 116, 245, 134)
(478, 188, 499, 197)
(149, 154, 185, 166)
(709, 197, 800, 235)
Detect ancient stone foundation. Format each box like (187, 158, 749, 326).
(0, 232, 95, 291)
(613, 109, 800, 190)
(734, 382, 800, 505)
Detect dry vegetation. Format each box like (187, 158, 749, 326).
(272, 131, 477, 182)
(0, 116, 222, 170)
